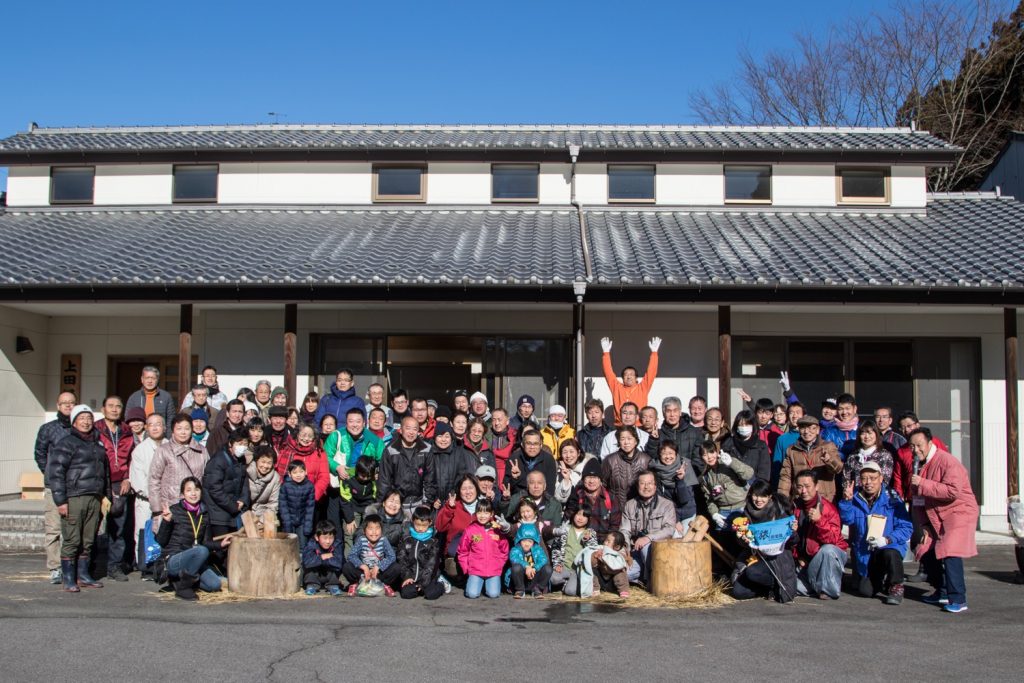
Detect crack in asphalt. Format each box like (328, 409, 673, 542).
(264, 625, 344, 682)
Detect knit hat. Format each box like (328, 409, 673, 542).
(515, 524, 541, 544)
(268, 406, 289, 418)
(548, 404, 567, 416)
(452, 389, 468, 399)
(190, 408, 209, 422)
(271, 386, 288, 399)
(434, 422, 454, 438)
(517, 394, 535, 408)
(70, 404, 93, 423)
(581, 458, 602, 480)
(434, 405, 452, 420)
(469, 391, 488, 405)
(427, 399, 438, 410)
(124, 407, 147, 424)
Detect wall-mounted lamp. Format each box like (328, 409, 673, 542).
(16, 336, 34, 354)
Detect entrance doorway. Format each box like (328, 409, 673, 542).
(108, 355, 198, 406)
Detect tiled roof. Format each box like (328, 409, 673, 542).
(0, 207, 583, 288)
(0, 124, 958, 154)
(583, 196, 1024, 291)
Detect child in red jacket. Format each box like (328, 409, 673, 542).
(456, 498, 509, 599)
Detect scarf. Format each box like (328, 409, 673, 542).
(835, 416, 859, 431)
(182, 499, 202, 514)
(462, 499, 479, 514)
(192, 431, 207, 444)
(300, 408, 317, 424)
(649, 455, 681, 489)
(746, 497, 781, 523)
(410, 526, 435, 542)
(291, 438, 318, 458)
(205, 381, 221, 396)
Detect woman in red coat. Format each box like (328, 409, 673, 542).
(909, 428, 979, 614)
(276, 424, 329, 501)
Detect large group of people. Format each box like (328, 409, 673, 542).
(34, 339, 981, 612)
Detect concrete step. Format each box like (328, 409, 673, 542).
(0, 513, 45, 533)
(0, 530, 45, 551)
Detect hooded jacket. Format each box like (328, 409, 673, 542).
(699, 457, 754, 515)
(323, 428, 386, 487)
(504, 524, 549, 585)
(314, 384, 366, 426)
(541, 423, 576, 456)
(47, 429, 111, 505)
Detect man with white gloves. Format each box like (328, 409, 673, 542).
(600, 336, 662, 425)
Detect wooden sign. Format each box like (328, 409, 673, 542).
(60, 354, 81, 397)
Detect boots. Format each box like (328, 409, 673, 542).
(60, 558, 79, 593)
(76, 556, 103, 588)
(173, 572, 198, 601)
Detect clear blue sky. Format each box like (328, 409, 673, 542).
(0, 0, 914, 190)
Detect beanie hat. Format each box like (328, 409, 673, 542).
(271, 386, 288, 399)
(581, 458, 602, 480)
(469, 391, 488, 405)
(434, 422, 454, 438)
(190, 408, 209, 422)
(268, 406, 289, 418)
(124, 407, 147, 424)
(434, 405, 452, 420)
(517, 394, 535, 408)
(70, 404, 93, 423)
(548, 404, 567, 416)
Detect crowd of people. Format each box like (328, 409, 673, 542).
(34, 337, 981, 612)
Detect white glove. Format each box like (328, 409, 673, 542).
(649, 336, 662, 352)
(718, 452, 733, 467)
(495, 514, 511, 533)
(712, 513, 727, 530)
(868, 535, 888, 550)
(779, 371, 791, 392)
(600, 337, 613, 353)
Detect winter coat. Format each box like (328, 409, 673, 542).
(246, 461, 280, 518)
(396, 530, 442, 586)
(893, 436, 947, 501)
(549, 523, 599, 570)
(95, 420, 134, 484)
(148, 439, 210, 515)
(541, 424, 576, 456)
(459, 437, 496, 472)
(505, 448, 558, 497)
(126, 387, 177, 430)
(648, 453, 696, 520)
(346, 534, 396, 571)
(202, 448, 251, 527)
(553, 454, 598, 503)
(602, 350, 658, 424)
(756, 423, 784, 454)
(912, 448, 979, 560)
(840, 443, 897, 488)
(563, 485, 621, 537)
(279, 478, 315, 537)
(47, 429, 111, 505)
(778, 438, 842, 502)
(129, 437, 162, 515)
(601, 449, 652, 513)
(206, 417, 245, 461)
(822, 423, 858, 449)
(661, 420, 703, 480)
(275, 436, 329, 501)
(314, 384, 366, 426)
(771, 431, 800, 486)
(155, 501, 221, 558)
(339, 477, 377, 522)
(302, 537, 344, 572)
(435, 500, 477, 546)
(34, 413, 72, 487)
(457, 520, 510, 577)
(727, 433, 771, 483)
(360, 506, 406, 547)
(700, 457, 754, 516)
(599, 428, 649, 460)
(734, 497, 798, 603)
(793, 494, 848, 561)
(379, 439, 432, 504)
(504, 534, 550, 586)
(323, 428, 386, 488)
(487, 427, 516, 484)
(577, 422, 610, 459)
(620, 494, 677, 547)
(502, 492, 563, 530)
(424, 443, 477, 504)
(838, 487, 913, 577)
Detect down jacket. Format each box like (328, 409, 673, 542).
(457, 520, 509, 577)
(155, 501, 221, 558)
(47, 429, 111, 505)
(279, 479, 315, 537)
(202, 448, 251, 527)
(396, 530, 442, 586)
(34, 413, 72, 487)
(378, 439, 432, 504)
(95, 420, 134, 484)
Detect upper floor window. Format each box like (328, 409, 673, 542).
(50, 166, 94, 204)
(608, 164, 655, 202)
(492, 164, 539, 202)
(725, 165, 772, 203)
(173, 165, 219, 203)
(837, 167, 889, 204)
(373, 165, 426, 202)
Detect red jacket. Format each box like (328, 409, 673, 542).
(436, 500, 476, 542)
(276, 436, 329, 501)
(95, 421, 134, 484)
(488, 428, 516, 484)
(758, 423, 783, 455)
(894, 436, 947, 500)
(794, 494, 848, 560)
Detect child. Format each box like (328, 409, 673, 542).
(362, 490, 406, 547)
(343, 514, 400, 596)
(280, 460, 315, 550)
(509, 498, 547, 549)
(247, 447, 281, 523)
(649, 440, 697, 535)
(592, 530, 631, 597)
(341, 456, 378, 553)
(302, 520, 344, 596)
(550, 505, 600, 595)
(396, 506, 445, 600)
(457, 498, 509, 599)
(505, 524, 551, 598)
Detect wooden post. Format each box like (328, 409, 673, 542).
(1007, 308, 1020, 498)
(718, 305, 731, 414)
(573, 300, 584, 428)
(284, 304, 297, 404)
(178, 304, 193, 406)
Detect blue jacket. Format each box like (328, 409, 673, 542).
(302, 537, 344, 572)
(503, 525, 549, 585)
(279, 478, 315, 537)
(822, 425, 858, 449)
(315, 385, 366, 426)
(837, 487, 912, 577)
(346, 534, 396, 571)
(771, 431, 800, 486)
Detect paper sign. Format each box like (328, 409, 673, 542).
(747, 515, 796, 556)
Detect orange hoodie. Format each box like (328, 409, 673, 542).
(602, 351, 658, 425)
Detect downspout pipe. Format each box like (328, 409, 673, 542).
(569, 143, 590, 428)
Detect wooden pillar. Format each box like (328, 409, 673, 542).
(1006, 307, 1019, 498)
(718, 305, 731, 414)
(178, 304, 193, 406)
(284, 304, 297, 403)
(573, 300, 585, 428)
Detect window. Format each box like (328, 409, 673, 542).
(608, 165, 655, 202)
(492, 164, 539, 202)
(837, 167, 889, 204)
(725, 165, 771, 203)
(373, 165, 426, 202)
(50, 167, 94, 204)
(173, 165, 218, 203)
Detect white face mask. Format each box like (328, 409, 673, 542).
(549, 420, 565, 430)
(736, 426, 754, 438)
(233, 444, 248, 457)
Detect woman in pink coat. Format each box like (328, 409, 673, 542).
(909, 428, 979, 614)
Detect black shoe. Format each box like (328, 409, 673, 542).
(107, 567, 129, 582)
(60, 558, 79, 593)
(857, 576, 874, 597)
(173, 572, 198, 601)
(76, 557, 103, 588)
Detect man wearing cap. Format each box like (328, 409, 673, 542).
(451, 390, 469, 415)
(47, 404, 110, 592)
(778, 416, 843, 502)
(125, 407, 148, 445)
(600, 336, 662, 425)
(541, 405, 575, 456)
(838, 460, 913, 605)
(468, 391, 491, 425)
(266, 406, 293, 454)
(33, 391, 76, 584)
(563, 459, 621, 539)
(126, 365, 176, 428)
(95, 395, 135, 582)
(475, 465, 503, 509)
(510, 394, 540, 433)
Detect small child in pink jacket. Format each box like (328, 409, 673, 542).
(457, 498, 509, 599)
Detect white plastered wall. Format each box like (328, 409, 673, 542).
(426, 163, 491, 204)
(94, 165, 173, 205)
(217, 162, 372, 204)
(656, 164, 724, 205)
(0, 306, 49, 494)
(5, 166, 51, 206)
(772, 164, 836, 207)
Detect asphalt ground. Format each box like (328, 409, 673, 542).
(0, 547, 1022, 682)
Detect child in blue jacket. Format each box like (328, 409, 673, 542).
(342, 514, 401, 596)
(302, 520, 344, 596)
(505, 523, 551, 598)
(280, 460, 315, 550)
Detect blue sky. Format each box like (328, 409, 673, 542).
(0, 0, 930, 189)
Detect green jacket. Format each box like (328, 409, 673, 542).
(323, 429, 386, 493)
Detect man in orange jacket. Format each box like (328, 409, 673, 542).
(600, 336, 661, 425)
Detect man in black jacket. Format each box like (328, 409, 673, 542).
(125, 366, 176, 428)
(577, 399, 610, 458)
(33, 391, 75, 584)
(379, 416, 432, 515)
(47, 404, 110, 592)
(504, 430, 557, 497)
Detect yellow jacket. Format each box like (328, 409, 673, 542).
(541, 424, 576, 458)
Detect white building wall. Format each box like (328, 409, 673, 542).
(426, 163, 491, 204)
(5, 166, 51, 206)
(217, 162, 373, 204)
(0, 306, 48, 494)
(574, 163, 607, 204)
(891, 165, 928, 208)
(772, 164, 836, 206)
(94, 165, 173, 205)
(656, 164, 724, 205)
(539, 163, 571, 204)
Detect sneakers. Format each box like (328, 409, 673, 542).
(347, 584, 358, 597)
(439, 575, 452, 594)
(885, 583, 904, 606)
(327, 585, 343, 597)
(383, 585, 395, 597)
(305, 585, 318, 596)
(531, 589, 542, 599)
(513, 591, 525, 599)
(943, 602, 969, 614)
(107, 567, 129, 582)
(49, 568, 62, 585)
(922, 590, 949, 606)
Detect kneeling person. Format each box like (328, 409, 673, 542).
(793, 469, 848, 599)
(343, 514, 400, 596)
(397, 506, 446, 600)
(303, 520, 343, 596)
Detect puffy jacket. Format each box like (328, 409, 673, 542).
(346, 534, 396, 570)
(726, 433, 771, 483)
(793, 494, 848, 561)
(47, 429, 110, 505)
(505, 526, 549, 586)
(577, 422, 610, 459)
(778, 438, 842, 502)
(148, 440, 210, 515)
(279, 478, 315, 537)
(771, 431, 800, 486)
(126, 387, 177, 430)
(275, 437, 329, 501)
(757, 423, 784, 454)
(505, 448, 558, 497)
(155, 501, 220, 558)
(838, 487, 913, 577)
(396, 530, 442, 585)
(620, 494, 677, 546)
(563, 485, 621, 537)
(457, 521, 509, 577)
(822, 424, 858, 449)
(459, 437, 495, 472)
(202, 448, 251, 526)
(487, 427, 516, 484)
(34, 413, 72, 487)
(323, 428, 386, 487)
(378, 439, 432, 504)
(700, 457, 754, 515)
(541, 424, 576, 456)
(302, 537, 344, 572)
(246, 461, 280, 518)
(602, 350, 658, 424)
(314, 385, 366, 426)
(601, 449, 652, 513)
(95, 420, 134, 484)
(424, 444, 477, 504)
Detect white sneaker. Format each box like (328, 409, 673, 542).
(439, 576, 452, 594)
(49, 568, 62, 584)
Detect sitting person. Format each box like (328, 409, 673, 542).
(699, 440, 753, 530)
(620, 470, 677, 586)
(648, 440, 696, 535)
(838, 461, 913, 605)
(280, 460, 315, 550)
(792, 469, 848, 599)
(588, 530, 632, 598)
(505, 524, 551, 598)
(343, 514, 400, 597)
(550, 505, 600, 595)
(730, 480, 798, 603)
(362, 490, 406, 548)
(246, 446, 280, 524)
(302, 520, 344, 596)
(456, 498, 509, 599)
(501, 470, 563, 537)
(154, 477, 232, 600)
(563, 459, 621, 540)
(396, 506, 446, 600)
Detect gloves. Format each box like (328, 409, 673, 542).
(601, 337, 613, 353)
(779, 371, 791, 392)
(712, 513, 727, 530)
(718, 452, 733, 467)
(495, 515, 511, 533)
(868, 536, 888, 550)
(649, 336, 662, 352)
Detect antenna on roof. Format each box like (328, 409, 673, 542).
(267, 112, 286, 124)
